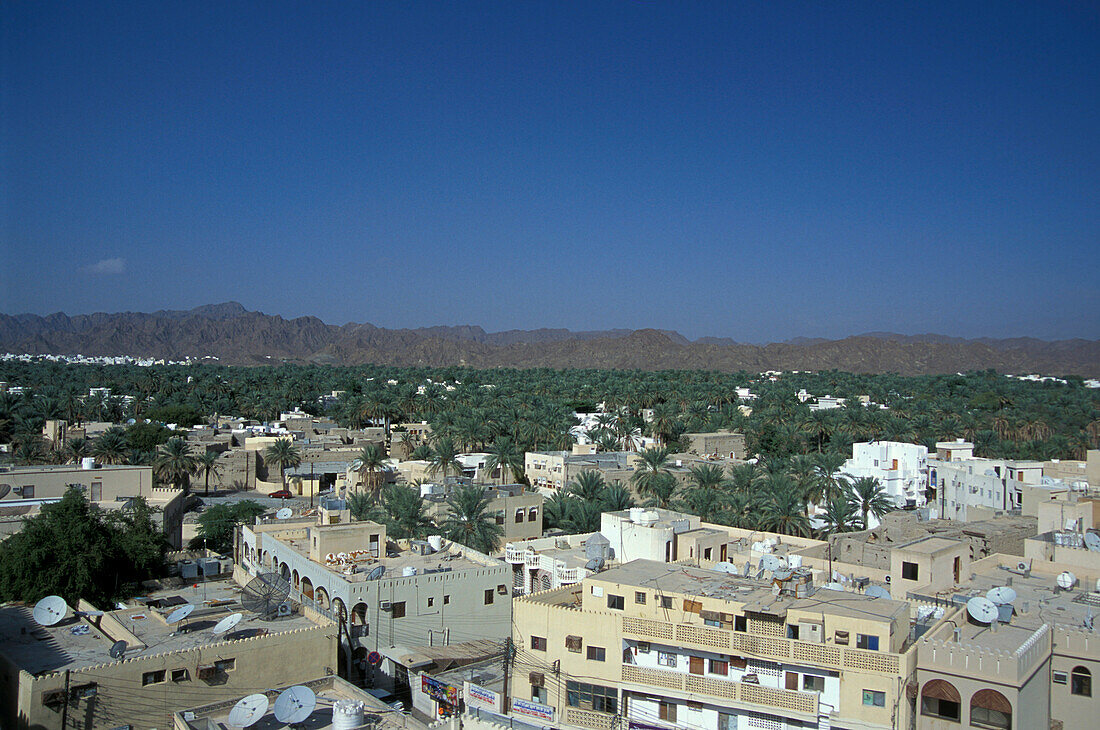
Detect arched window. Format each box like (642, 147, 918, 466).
(920, 679, 961, 722)
(1071, 666, 1091, 697)
(970, 688, 1011, 729)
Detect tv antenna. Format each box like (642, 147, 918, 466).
(273, 685, 316, 724)
(109, 640, 128, 660)
(966, 597, 999, 625)
(227, 694, 270, 727)
(212, 612, 243, 636)
(241, 573, 291, 617)
(32, 596, 67, 626)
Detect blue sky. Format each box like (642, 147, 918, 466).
(2, 2, 1098, 342)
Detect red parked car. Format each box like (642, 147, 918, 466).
(268, 490, 294, 499)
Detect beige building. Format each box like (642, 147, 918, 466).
(421, 482, 543, 546)
(510, 559, 918, 730)
(0, 579, 337, 730)
(682, 430, 747, 459)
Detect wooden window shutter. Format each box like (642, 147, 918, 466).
(785, 672, 799, 690)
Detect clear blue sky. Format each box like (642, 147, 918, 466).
(3, 2, 1098, 342)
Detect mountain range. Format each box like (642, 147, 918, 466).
(1, 303, 1097, 377)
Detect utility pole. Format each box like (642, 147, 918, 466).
(501, 636, 513, 714)
(60, 670, 70, 729)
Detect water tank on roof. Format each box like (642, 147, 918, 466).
(81, 457, 96, 470)
(332, 700, 364, 730)
(427, 535, 443, 551)
(585, 533, 611, 561)
(402, 566, 417, 577)
(638, 510, 659, 526)
(629, 507, 645, 523)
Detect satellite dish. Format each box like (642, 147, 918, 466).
(865, 585, 891, 600)
(212, 612, 243, 635)
(32, 596, 67, 626)
(772, 570, 793, 581)
(966, 597, 999, 625)
(276, 507, 293, 520)
(109, 640, 128, 659)
(241, 573, 291, 617)
(366, 565, 386, 581)
(986, 587, 1017, 606)
(0, 484, 10, 499)
(1057, 571, 1078, 590)
(1084, 532, 1100, 553)
(228, 694, 270, 728)
(713, 562, 739, 575)
(760, 555, 786, 572)
(166, 604, 195, 624)
(273, 685, 316, 724)
(823, 582, 845, 591)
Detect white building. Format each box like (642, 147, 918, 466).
(842, 441, 929, 511)
(928, 440, 1043, 520)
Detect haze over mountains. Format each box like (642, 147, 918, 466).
(1, 303, 1097, 377)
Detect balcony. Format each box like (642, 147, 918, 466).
(620, 664, 818, 717)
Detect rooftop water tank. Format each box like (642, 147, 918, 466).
(332, 699, 364, 730)
(638, 510, 659, 526)
(427, 535, 443, 551)
(402, 566, 417, 577)
(629, 507, 645, 524)
(81, 457, 96, 470)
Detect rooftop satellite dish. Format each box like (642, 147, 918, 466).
(109, 640, 127, 659)
(366, 565, 386, 581)
(228, 693, 270, 728)
(1084, 532, 1100, 553)
(986, 587, 1017, 606)
(1057, 571, 1078, 590)
(713, 562, 739, 575)
(166, 604, 195, 624)
(32, 595, 67, 626)
(241, 573, 291, 617)
(772, 570, 793, 581)
(273, 685, 316, 724)
(760, 555, 785, 572)
(212, 612, 243, 636)
(823, 582, 845, 591)
(0, 484, 10, 499)
(967, 597, 999, 625)
(276, 507, 293, 520)
(865, 585, 891, 600)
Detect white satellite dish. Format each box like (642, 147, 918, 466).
(1057, 571, 1078, 590)
(166, 604, 195, 624)
(966, 597, 999, 625)
(713, 562, 739, 574)
(32, 596, 67, 626)
(865, 585, 891, 600)
(0, 484, 10, 499)
(760, 555, 786, 572)
(823, 582, 845, 591)
(228, 694, 269, 728)
(986, 587, 1017, 606)
(366, 565, 385, 581)
(1084, 531, 1100, 553)
(276, 507, 293, 520)
(109, 640, 128, 659)
(273, 685, 316, 723)
(212, 612, 243, 635)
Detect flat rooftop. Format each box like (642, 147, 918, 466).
(273, 532, 495, 582)
(0, 579, 326, 675)
(175, 675, 430, 730)
(899, 537, 963, 555)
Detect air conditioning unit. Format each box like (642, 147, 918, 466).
(637, 641, 651, 654)
(277, 603, 292, 617)
(12, 486, 22, 494)
(196, 665, 217, 680)
(380, 601, 392, 612)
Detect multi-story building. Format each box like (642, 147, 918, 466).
(421, 481, 543, 546)
(0, 579, 337, 730)
(929, 440, 1044, 520)
(510, 559, 917, 730)
(504, 534, 599, 595)
(843, 441, 929, 512)
(237, 504, 512, 694)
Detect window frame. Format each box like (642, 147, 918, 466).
(530, 635, 547, 651)
(607, 594, 624, 610)
(862, 689, 886, 707)
(586, 645, 606, 662)
(1071, 666, 1092, 697)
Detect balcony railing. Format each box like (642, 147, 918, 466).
(620, 664, 818, 716)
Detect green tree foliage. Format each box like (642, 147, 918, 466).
(154, 436, 197, 494)
(191, 501, 267, 553)
(125, 422, 173, 452)
(146, 404, 204, 427)
(264, 438, 301, 490)
(378, 484, 433, 539)
(438, 484, 504, 555)
(0, 488, 166, 605)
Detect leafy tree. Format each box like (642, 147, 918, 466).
(64, 437, 90, 464)
(484, 437, 525, 484)
(191, 501, 267, 553)
(124, 422, 173, 453)
(264, 438, 301, 491)
(347, 491, 384, 523)
(631, 446, 672, 501)
(818, 497, 858, 535)
(600, 484, 636, 511)
(542, 491, 571, 531)
(411, 444, 434, 460)
(92, 427, 129, 465)
(643, 472, 678, 509)
(146, 404, 204, 427)
(561, 499, 603, 533)
(438, 484, 504, 555)
(759, 482, 812, 537)
(567, 471, 607, 502)
(427, 438, 463, 481)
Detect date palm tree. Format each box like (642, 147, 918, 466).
(484, 437, 524, 484)
(264, 438, 302, 493)
(600, 483, 636, 512)
(427, 438, 463, 482)
(92, 427, 128, 465)
(439, 483, 504, 555)
(379, 484, 432, 539)
(567, 471, 607, 502)
(154, 437, 198, 494)
(196, 450, 223, 496)
(818, 497, 858, 535)
(759, 478, 811, 537)
(355, 443, 388, 502)
(847, 476, 893, 530)
(631, 446, 671, 501)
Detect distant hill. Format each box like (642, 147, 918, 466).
(1, 304, 1097, 376)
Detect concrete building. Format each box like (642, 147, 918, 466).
(0, 462, 186, 547)
(238, 506, 512, 695)
(421, 481, 543, 546)
(504, 533, 602, 595)
(928, 440, 1044, 520)
(843, 441, 929, 510)
(0, 579, 337, 730)
(510, 559, 918, 730)
(600, 507, 734, 564)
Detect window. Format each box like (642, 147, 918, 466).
(515, 508, 524, 524)
(531, 685, 547, 703)
(659, 596, 673, 609)
(709, 659, 728, 675)
(902, 561, 920, 580)
(391, 601, 406, 618)
(443, 595, 450, 605)
(683, 599, 702, 613)
(657, 651, 677, 667)
(1071, 666, 1092, 696)
(171, 668, 189, 682)
(531, 636, 547, 651)
(495, 514, 505, 525)
(587, 646, 606, 662)
(566, 681, 617, 714)
(427, 597, 434, 607)
(659, 701, 677, 723)
(803, 675, 825, 692)
(142, 670, 166, 686)
(635, 591, 647, 604)
(498, 584, 508, 594)
(863, 690, 885, 707)
(921, 680, 962, 721)
(856, 634, 879, 650)
(215, 658, 235, 672)
(835, 630, 849, 645)
(730, 656, 748, 669)
(484, 589, 494, 605)
(565, 635, 583, 653)
(22, 485, 34, 499)
(971, 689, 1012, 730)
(703, 547, 712, 560)
(787, 625, 800, 640)
(1053, 671, 1068, 684)
(735, 615, 747, 632)
(528, 507, 538, 522)
(607, 594, 624, 610)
